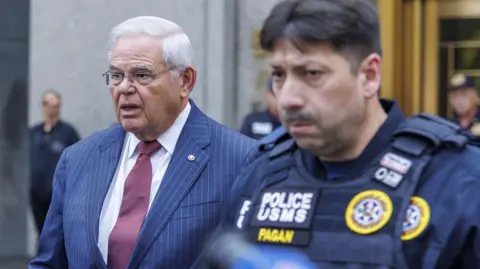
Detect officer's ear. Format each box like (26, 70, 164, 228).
(358, 53, 381, 99)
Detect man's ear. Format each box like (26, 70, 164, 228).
(179, 67, 196, 98)
(358, 53, 381, 99)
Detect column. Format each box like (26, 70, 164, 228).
(204, 0, 238, 127)
(0, 0, 31, 266)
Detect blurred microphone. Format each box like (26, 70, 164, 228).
(199, 230, 318, 269)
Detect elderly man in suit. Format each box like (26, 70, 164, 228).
(29, 16, 258, 269)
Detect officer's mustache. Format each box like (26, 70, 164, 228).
(281, 110, 314, 123)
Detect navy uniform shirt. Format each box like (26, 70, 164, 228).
(30, 121, 80, 197)
(223, 100, 480, 268)
(240, 109, 282, 140)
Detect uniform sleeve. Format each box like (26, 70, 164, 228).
(29, 150, 69, 269)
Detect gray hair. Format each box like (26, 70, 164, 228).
(107, 16, 194, 78)
(42, 89, 62, 102)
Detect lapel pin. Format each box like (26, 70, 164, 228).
(188, 154, 195, 161)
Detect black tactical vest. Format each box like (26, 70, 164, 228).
(235, 113, 468, 269)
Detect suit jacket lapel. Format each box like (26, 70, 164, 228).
(86, 124, 125, 269)
(129, 101, 211, 268)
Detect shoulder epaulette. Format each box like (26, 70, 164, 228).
(258, 126, 291, 152)
(268, 138, 296, 159)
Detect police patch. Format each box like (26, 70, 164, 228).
(380, 152, 412, 174)
(471, 123, 480, 136)
(373, 167, 403, 188)
(401, 196, 430, 241)
(248, 188, 319, 246)
(252, 122, 273, 135)
(251, 188, 319, 229)
(345, 190, 393, 235)
(236, 199, 251, 229)
(50, 141, 66, 154)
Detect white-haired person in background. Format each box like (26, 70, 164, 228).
(29, 16, 258, 269)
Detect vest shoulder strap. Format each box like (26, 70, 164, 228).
(258, 127, 291, 152)
(252, 136, 297, 187)
(392, 113, 469, 156)
(268, 138, 296, 159)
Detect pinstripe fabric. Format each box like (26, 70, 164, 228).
(29, 101, 260, 269)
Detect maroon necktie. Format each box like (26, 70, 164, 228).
(107, 140, 161, 269)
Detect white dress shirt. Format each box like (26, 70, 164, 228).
(97, 103, 191, 263)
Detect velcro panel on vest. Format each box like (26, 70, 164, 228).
(305, 233, 395, 266)
(392, 113, 468, 156)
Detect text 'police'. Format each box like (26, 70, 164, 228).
(257, 191, 313, 223)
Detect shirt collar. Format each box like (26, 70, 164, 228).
(127, 102, 191, 158)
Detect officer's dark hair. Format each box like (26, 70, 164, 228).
(260, 0, 381, 74)
(42, 89, 62, 103)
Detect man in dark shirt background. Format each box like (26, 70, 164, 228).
(29, 90, 80, 235)
(240, 78, 281, 139)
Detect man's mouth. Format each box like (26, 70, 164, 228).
(288, 122, 315, 133)
(120, 103, 140, 111)
(119, 104, 141, 116)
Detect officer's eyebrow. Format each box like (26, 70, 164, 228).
(269, 60, 325, 70)
(295, 60, 327, 68)
(269, 61, 283, 69)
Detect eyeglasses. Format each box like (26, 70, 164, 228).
(102, 68, 174, 86)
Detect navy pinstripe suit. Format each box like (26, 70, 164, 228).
(29, 101, 259, 269)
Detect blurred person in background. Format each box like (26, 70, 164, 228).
(240, 77, 281, 139)
(448, 73, 480, 136)
(29, 90, 80, 235)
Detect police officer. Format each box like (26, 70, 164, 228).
(207, 0, 480, 268)
(240, 78, 282, 140)
(448, 73, 480, 144)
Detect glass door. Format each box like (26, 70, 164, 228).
(439, 19, 480, 118)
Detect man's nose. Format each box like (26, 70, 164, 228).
(277, 77, 305, 110)
(117, 77, 136, 95)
